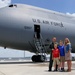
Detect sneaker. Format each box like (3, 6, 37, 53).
(58, 69, 61, 72)
(60, 69, 64, 72)
(53, 69, 56, 72)
(61, 68, 65, 72)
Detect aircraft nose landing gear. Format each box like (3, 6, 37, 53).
(31, 55, 46, 62)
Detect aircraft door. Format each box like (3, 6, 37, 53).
(34, 25, 40, 39)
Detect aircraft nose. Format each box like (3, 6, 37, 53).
(0, 7, 13, 25)
(0, 7, 24, 27)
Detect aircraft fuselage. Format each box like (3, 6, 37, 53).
(0, 4, 75, 53)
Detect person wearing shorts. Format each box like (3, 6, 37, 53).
(52, 44, 60, 71)
(48, 37, 58, 71)
(58, 40, 65, 71)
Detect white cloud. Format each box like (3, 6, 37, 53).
(66, 12, 75, 17)
(0, 0, 11, 8)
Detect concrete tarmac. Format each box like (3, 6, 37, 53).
(0, 61, 75, 75)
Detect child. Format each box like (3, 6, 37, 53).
(58, 40, 65, 71)
(52, 44, 60, 71)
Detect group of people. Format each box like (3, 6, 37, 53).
(48, 37, 72, 72)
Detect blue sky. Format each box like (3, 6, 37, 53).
(12, 0, 75, 13)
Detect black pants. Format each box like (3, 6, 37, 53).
(49, 59, 53, 71)
(49, 55, 58, 71)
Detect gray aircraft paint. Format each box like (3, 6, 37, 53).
(0, 4, 75, 53)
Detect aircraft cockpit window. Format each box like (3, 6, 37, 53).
(9, 4, 13, 7)
(14, 5, 17, 7)
(9, 4, 17, 7)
